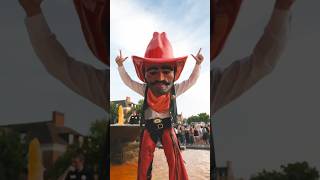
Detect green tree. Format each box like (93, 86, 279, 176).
(198, 113, 210, 122)
(135, 99, 144, 115)
(110, 102, 118, 124)
(0, 129, 28, 179)
(250, 161, 319, 180)
(46, 144, 80, 179)
(47, 118, 107, 179)
(86, 119, 107, 171)
(186, 113, 210, 124)
(282, 162, 319, 180)
(250, 170, 285, 180)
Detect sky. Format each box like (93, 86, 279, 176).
(110, 0, 210, 118)
(0, 0, 320, 179)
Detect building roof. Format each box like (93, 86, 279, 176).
(216, 167, 229, 177)
(112, 97, 137, 108)
(0, 112, 82, 145)
(112, 100, 135, 107)
(216, 161, 234, 178)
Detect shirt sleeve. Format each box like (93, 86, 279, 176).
(25, 14, 108, 111)
(211, 9, 291, 113)
(86, 170, 94, 180)
(64, 172, 71, 180)
(117, 66, 145, 96)
(175, 63, 201, 97)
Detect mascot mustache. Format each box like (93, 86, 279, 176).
(150, 80, 172, 86)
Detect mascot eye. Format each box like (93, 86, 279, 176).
(147, 70, 158, 76)
(163, 70, 171, 74)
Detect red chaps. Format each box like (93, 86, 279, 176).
(137, 128, 188, 180)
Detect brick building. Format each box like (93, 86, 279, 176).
(217, 161, 235, 180)
(1, 111, 83, 170)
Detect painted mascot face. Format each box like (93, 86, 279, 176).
(145, 63, 175, 96)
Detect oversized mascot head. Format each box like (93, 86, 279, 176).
(132, 32, 187, 96)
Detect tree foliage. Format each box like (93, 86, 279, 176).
(110, 102, 118, 124)
(186, 113, 210, 124)
(250, 162, 319, 180)
(47, 118, 107, 179)
(0, 129, 28, 179)
(46, 144, 80, 179)
(135, 99, 144, 115)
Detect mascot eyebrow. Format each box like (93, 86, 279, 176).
(146, 65, 174, 72)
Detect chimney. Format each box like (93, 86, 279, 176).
(226, 161, 235, 180)
(52, 111, 64, 127)
(226, 160, 232, 169)
(126, 96, 131, 103)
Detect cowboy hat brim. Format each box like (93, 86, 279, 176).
(73, 0, 108, 65)
(132, 55, 188, 82)
(211, 0, 242, 61)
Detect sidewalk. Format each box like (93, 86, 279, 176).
(186, 144, 210, 150)
(157, 144, 210, 150)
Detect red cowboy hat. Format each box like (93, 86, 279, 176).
(211, 0, 243, 60)
(132, 32, 188, 82)
(73, 0, 108, 65)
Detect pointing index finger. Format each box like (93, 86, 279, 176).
(191, 54, 197, 60)
(197, 48, 202, 55)
(119, 49, 122, 57)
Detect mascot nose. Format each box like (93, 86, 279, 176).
(157, 71, 165, 80)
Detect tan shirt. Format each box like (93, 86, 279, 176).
(25, 8, 290, 117)
(118, 64, 200, 119)
(25, 15, 108, 110)
(211, 9, 290, 114)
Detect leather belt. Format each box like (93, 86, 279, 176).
(144, 117, 173, 143)
(145, 117, 172, 130)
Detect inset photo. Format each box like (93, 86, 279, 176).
(110, 0, 210, 179)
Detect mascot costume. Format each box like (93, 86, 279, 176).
(116, 32, 204, 180)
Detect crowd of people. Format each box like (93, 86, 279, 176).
(127, 111, 211, 146)
(174, 123, 210, 146)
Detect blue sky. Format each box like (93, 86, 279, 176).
(110, 0, 210, 118)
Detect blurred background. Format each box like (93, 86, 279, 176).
(213, 0, 320, 179)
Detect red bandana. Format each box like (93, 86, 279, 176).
(147, 89, 170, 113)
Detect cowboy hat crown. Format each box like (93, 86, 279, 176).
(132, 32, 188, 82)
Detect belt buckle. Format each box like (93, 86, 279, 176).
(157, 123, 163, 129)
(153, 118, 162, 124)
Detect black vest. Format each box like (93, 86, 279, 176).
(140, 85, 178, 126)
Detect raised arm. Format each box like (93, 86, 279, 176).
(19, 0, 108, 110)
(211, 0, 294, 113)
(116, 50, 145, 96)
(175, 48, 204, 96)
